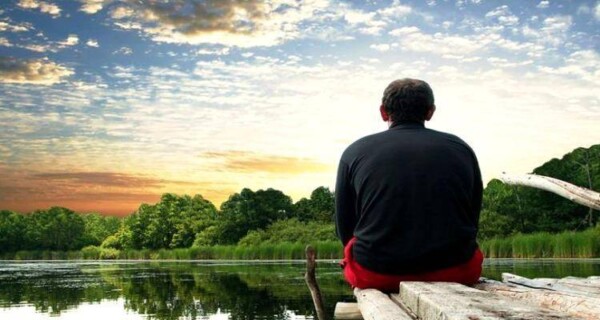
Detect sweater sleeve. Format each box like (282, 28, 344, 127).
(471, 155, 483, 227)
(335, 159, 357, 246)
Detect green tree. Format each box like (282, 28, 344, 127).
(24, 207, 85, 250)
(217, 188, 294, 244)
(293, 187, 335, 223)
(119, 194, 217, 249)
(0, 210, 26, 252)
(81, 213, 121, 247)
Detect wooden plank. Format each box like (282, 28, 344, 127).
(334, 302, 363, 320)
(502, 273, 600, 297)
(476, 279, 600, 320)
(354, 288, 413, 320)
(398, 281, 572, 319)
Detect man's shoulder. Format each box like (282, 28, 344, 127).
(426, 128, 469, 145)
(342, 131, 386, 158)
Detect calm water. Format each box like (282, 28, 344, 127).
(1, 259, 600, 320)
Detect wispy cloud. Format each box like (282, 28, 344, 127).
(0, 19, 33, 32)
(32, 171, 197, 188)
(203, 151, 332, 174)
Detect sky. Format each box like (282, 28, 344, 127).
(0, 0, 599, 216)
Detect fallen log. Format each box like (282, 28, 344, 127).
(499, 173, 600, 210)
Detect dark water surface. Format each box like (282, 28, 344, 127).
(1, 259, 599, 320)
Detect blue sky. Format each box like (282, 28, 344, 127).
(0, 0, 599, 215)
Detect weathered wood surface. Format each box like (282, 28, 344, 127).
(476, 279, 600, 320)
(499, 173, 600, 210)
(501, 273, 600, 297)
(334, 302, 363, 320)
(353, 288, 413, 320)
(397, 281, 572, 319)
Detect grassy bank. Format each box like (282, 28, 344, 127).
(3, 228, 599, 260)
(0, 241, 344, 261)
(480, 227, 600, 258)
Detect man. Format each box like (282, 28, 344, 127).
(335, 78, 483, 292)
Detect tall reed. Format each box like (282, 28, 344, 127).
(481, 227, 600, 258)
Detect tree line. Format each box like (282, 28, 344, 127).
(0, 144, 598, 254)
(0, 187, 337, 253)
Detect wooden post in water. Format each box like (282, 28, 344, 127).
(305, 245, 327, 320)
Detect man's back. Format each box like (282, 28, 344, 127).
(335, 122, 482, 275)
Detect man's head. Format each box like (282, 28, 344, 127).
(380, 78, 435, 125)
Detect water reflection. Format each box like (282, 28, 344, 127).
(0, 259, 599, 319)
(0, 261, 352, 320)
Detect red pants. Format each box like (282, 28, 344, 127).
(341, 237, 483, 292)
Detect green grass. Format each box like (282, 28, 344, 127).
(481, 227, 600, 258)
(0, 241, 344, 260)
(6, 229, 598, 261)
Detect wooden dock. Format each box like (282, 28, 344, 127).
(334, 273, 600, 320)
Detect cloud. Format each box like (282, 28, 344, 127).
(203, 151, 332, 174)
(0, 37, 13, 47)
(86, 39, 99, 47)
(21, 43, 53, 52)
(109, 6, 133, 19)
(0, 19, 33, 32)
(389, 26, 485, 55)
(58, 34, 79, 47)
(196, 47, 230, 56)
(485, 5, 519, 26)
(537, 1, 549, 9)
(370, 43, 390, 52)
(79, 0, 112, 14)
(0, 57, 73, 85)
(93, 0, 332, 47)
(523, 15, 572, 46)
(17, 0, 61, 17)
(595, 2, 600, 20)
(113, 46, 133, 55)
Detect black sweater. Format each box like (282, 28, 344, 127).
(335, 122, 482, 275)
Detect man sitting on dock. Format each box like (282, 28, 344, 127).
(335, 78, 483, 292)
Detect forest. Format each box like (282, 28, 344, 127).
(0, 144, 598, 258)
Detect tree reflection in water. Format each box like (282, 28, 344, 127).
(0, 262, 353, 319)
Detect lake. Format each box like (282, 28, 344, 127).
(1, 259, 600, 320)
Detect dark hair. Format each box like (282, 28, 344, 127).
(381, 78, 435, 123)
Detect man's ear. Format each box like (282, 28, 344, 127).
(425, 105, 436, 121)
(380, 105, 390, 122)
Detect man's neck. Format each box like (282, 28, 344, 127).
(389, 120, 425, 129)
